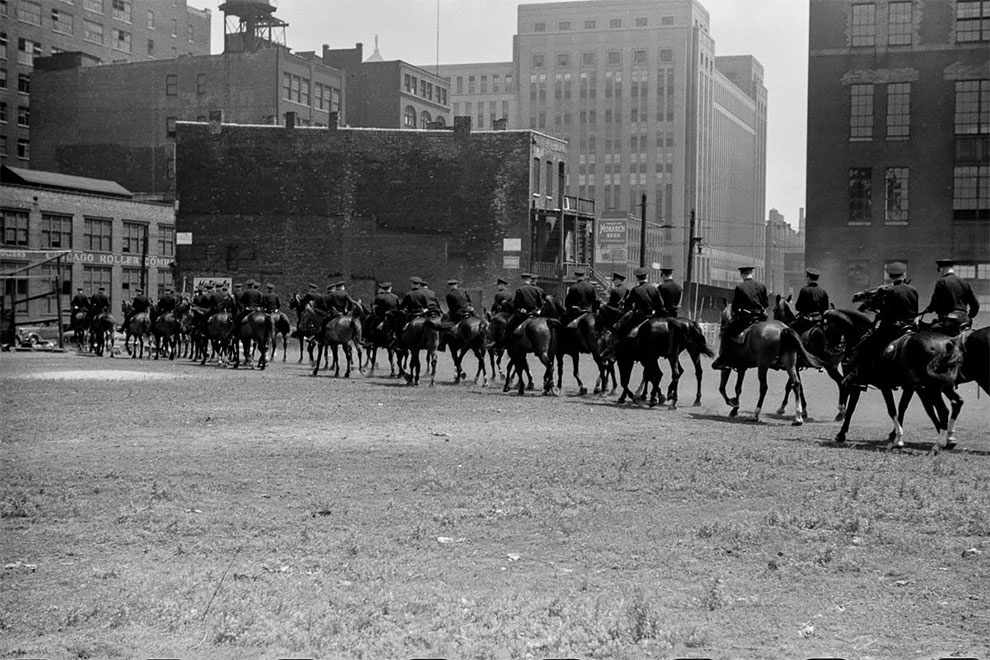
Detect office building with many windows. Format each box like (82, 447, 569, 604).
(435, 61, 518, 131)
(0, 0, 211, 169)
(806, 0, 989, 313)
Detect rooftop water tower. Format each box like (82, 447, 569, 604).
(219, 0, 288, 53)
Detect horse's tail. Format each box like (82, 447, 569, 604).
(928, 335, 964, 382)
(781, 326, 821, 369)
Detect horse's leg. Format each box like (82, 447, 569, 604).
(880, 387, 904, 448)
(429, 348, 437, 387)
(666, 357, 682, 408)
(332, 344, 341, 377)
(311, 342, 323, 376)
(717, 367, 733, 410)
(572, 353, 586, 395)
(787, 364, 805, 426)
(751, 367, 770, 422)
(342, 343, 352, 378)
(298, 334, 305, 363)
(913, 387, 948, 449)
(944, 388, 963, 450)
(776, 377, 792, 415)
(616, 356, 637, 404)
(826, 365, 847, 421)
(474, 346, 488, 387)
(727, 369, 746, 417)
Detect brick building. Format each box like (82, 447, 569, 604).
(806, 0, 989, 314)
(1, 0, 210, 169)
(30, 47, 344, 198)
(174, 119, 594, 306)
(0, 165, 175, 334)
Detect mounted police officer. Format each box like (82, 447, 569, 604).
(400, 277, 431, 317)
(924, 258, 979, 336)
(843, 261, 919, 388)
(606, 272, 629, 310)
(262, 283, 281, 314)
(711, 266, 769, 370)
(419, 280, 442, 316)
(658, 268, 682, 317)
(374, 281, 400, 318)
(563, 269, 598, 325)
(87, 286, 110, 325)
(793, 267, 830, 334)
(121, 287, 151, 331)
(156, 286, 179, 320)
(491, 277, 512, 314)
(234, 279, 264, 326)
(605, 267, 663, 355)
(327, 281, 358, 317)
(445, 279, 473, 321)
(505, 273, 545, 335)
(71, 288, 90, 316)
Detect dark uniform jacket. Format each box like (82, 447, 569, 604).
(564, 280, 597, 310)
(731, 280, 769, 316)
(240, 288, 264, 310)
(192, 291, 210, 308)
(327, 290, 356, 314)
(658, 280, 683, 316)
(623, 281, 663, 315)
(401, 288, 431, 313)
(445, 288, 472, 317)
(373, 291, 400, 317)
(929, 274, 979, 319)
(795, 282, 829, 316)
(90, 292, 110, 313)
(130, 294, 151, 314)
(492, 288, 512, 313)
(420, 287, 441, 312)
(879, 282, 919, 323)
(512, 284, 545, 313)
(71, 293, 90, 311)
(157, 294, 177, 314)
(607, 283, 629, 308)
(262, 291, 281, 313)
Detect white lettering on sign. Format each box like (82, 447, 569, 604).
(176, 232, 193, 245)
(503, 255, 520, 269)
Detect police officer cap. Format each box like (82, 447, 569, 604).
(659, 268, 673, 276)
(206, 283, 216, 289)
(326, 285, 334, 291)
(521, 272, 534, 279)
(738, 266, 755, 274)
(166, 286, 174, 292)
(886, 262, 907, 277)
(935, 258, 956, 268)
(135, 288, 144, 294)
(573, 269, 585, 277)
(805, 268, 821, 279)
(308, 282, 318, 289)
(266, 283, 275, 290)
(612, 272, 626, 281)
(497, 277, 508, 285)
(379, 281, 392, 289)
(446, 279, 459, 286)
(410, 276, 424, 285)
(633, 267, 649, 279)
(332, 280, 345, 288)
(98, 286, 106, 291)
(244, 279, 254, 287)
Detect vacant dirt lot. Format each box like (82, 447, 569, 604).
(2, 349, 989, 660)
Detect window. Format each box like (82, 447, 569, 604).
(0, 69, 6, 90)
(82, 266, 111, 294)
(454, 75, 462, 93)
(851, 3, 876, 47)
(17, 1, 41, 25)
(17, 73, 28, 94)
(609, 18, 622, 28)
(556, 53, 569, 68)
(84, 0, 102, 12)
(301, 78, 310, 105)
(147, 9, 154, 28)
(849, 83, 874, 140)
(848, 168, 873, 223)
(887, 2, 912, 45)
(533, 22, 546, 32)
(2, 101, 11, 122)
(885, 167, 909, 223)
(633, 50, 647, 64)
(4, 276, 28, 313)
(635, 17, 648, 27)
(112, 28, 131, 52)
(147, 39, 154, 56)
(17, 38, 41, 67)
(84, 217, 112, 251)
(17, 105, 28, 127)
(40, 264, 69, 315)
(158, 225, 174, 257)
(953, 165, 989, 220)
(84, 19, 103, 43)
(886, 83, 911, 138)
(1, 209, 29, 245)
(165, 73, 177, 96)
(558, 21, 571, 30)
(52, 8, 74, 33)
(403, 105, 416, 128)
(121, 267, 141, 294)
(584, 19, 597, 29)
(111, 0, 130, 22)
(165, 116, 176, 139)
(954, 80, 989, 134)
(659, 48, 673, 62)
(582, 52, 596, 66)
(171, 18, 177, 36)
(16, 139, 28, 160)
(607, 51, 621, 66)
(187, 24, 194, 42)
(956, 0, 990, 42)
(157, 269, 173, 298)
(420, 110, 432, 128)
(661, 15, 675, 25)
(0, 137, 6, 158)
(121, 222, 145, 254)
(532, 54, 545, 68)
(41, 213, 72, 249)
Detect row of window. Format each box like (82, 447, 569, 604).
(11, 0, 194, 38)
(402, 106, 446, 129)
(451, 101, 511, 128)
(0, 209, 175, 256)
(531, 16, 675, 32)
(849, 80, 988, 144)
(528, 109, 676, 129)
(528, 68, 676, 102)
(0, 102, 30, 126)
(281, 73, 342, 113)
(0, 136, 30, 159)
(453, 73, 515, 95)
(847, 165, 988, 223)
(531, 49, 672, 70)
(403, 73, 448, 106)
(850, 1, 988, 46)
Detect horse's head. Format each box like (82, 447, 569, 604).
(852, 285, 887, 313)
(772, 294, 796, 324)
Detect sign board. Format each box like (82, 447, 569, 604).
(0, 249, 172, 268)
(176, 232, 193, 245)
(596, 219, 629, 264)
(503, 238, 522, 252)
(502, 255, 520, 269)
(193, 276, 232, 291)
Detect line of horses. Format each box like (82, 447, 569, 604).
(68, 289, 988, 452)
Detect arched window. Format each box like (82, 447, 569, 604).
(403, 105, 417, 128)
(434, 115, 446, 127)
(420, 110, 432, 128)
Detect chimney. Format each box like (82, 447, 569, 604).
(453, 116, 472, 137)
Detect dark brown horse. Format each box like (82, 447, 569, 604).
(502, 316, 559, 396)
(289, 294, 318, 363)
(311, 308, 364, 378)
(484, 311, 514, 384)
(822, 309, 965, 448)
(444, 315, 490, 386)
(70, 310, 89, 347)
(715, 306, 820, 425)
(232, 310, 273, 370)
(398, 314, 441, 386)
(123, 312, 153, 359)
(365, 309, 402, 378)
(89, 312, 116, 357)
(202, 310, 234, 366)
(152, 311, 181, 360)
(269, 311, 292, 362)
(772, 294, 849, 420)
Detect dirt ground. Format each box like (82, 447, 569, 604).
(2, 347, 989, 659)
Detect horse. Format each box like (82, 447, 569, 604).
(772, 295, 849, 420)
(123, 312, 153, 359)
(397, 314, 441, 386)
(364, 310, 401, 378)
(202, 310, 234, 366)
(289, 294, 318, 363)
(70, 310, 89, 348)
(311, 308, 364, 378)
(959, 326, 989, 394)
(152, 311, 181, 360)
(550, 307, 608, 396)
(502, 315, 559, 396)
(714, 306, 820, 425)
(269, 311, 292, 362)
(89, 312, 116, 357)
(444, 315, 489, 386)
(822, 308, 965, 449)
(232, 310, 273, 370)
(484, 310, 513, 384)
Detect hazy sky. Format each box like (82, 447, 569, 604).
(210, 0, 809, 226)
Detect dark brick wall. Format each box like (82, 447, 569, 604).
(175, 123, 565, 305)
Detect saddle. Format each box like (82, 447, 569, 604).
(565, 308, 591, 329)
(625, 317, 652, 340)
(512, 312, 541, 336)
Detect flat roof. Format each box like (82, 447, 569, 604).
(1, 166, 133, 198)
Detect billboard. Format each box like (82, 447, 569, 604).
(596, 218, 628, 264)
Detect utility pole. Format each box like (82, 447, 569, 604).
(684, 208, 697, 313)
(639, 192, 647, 268)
